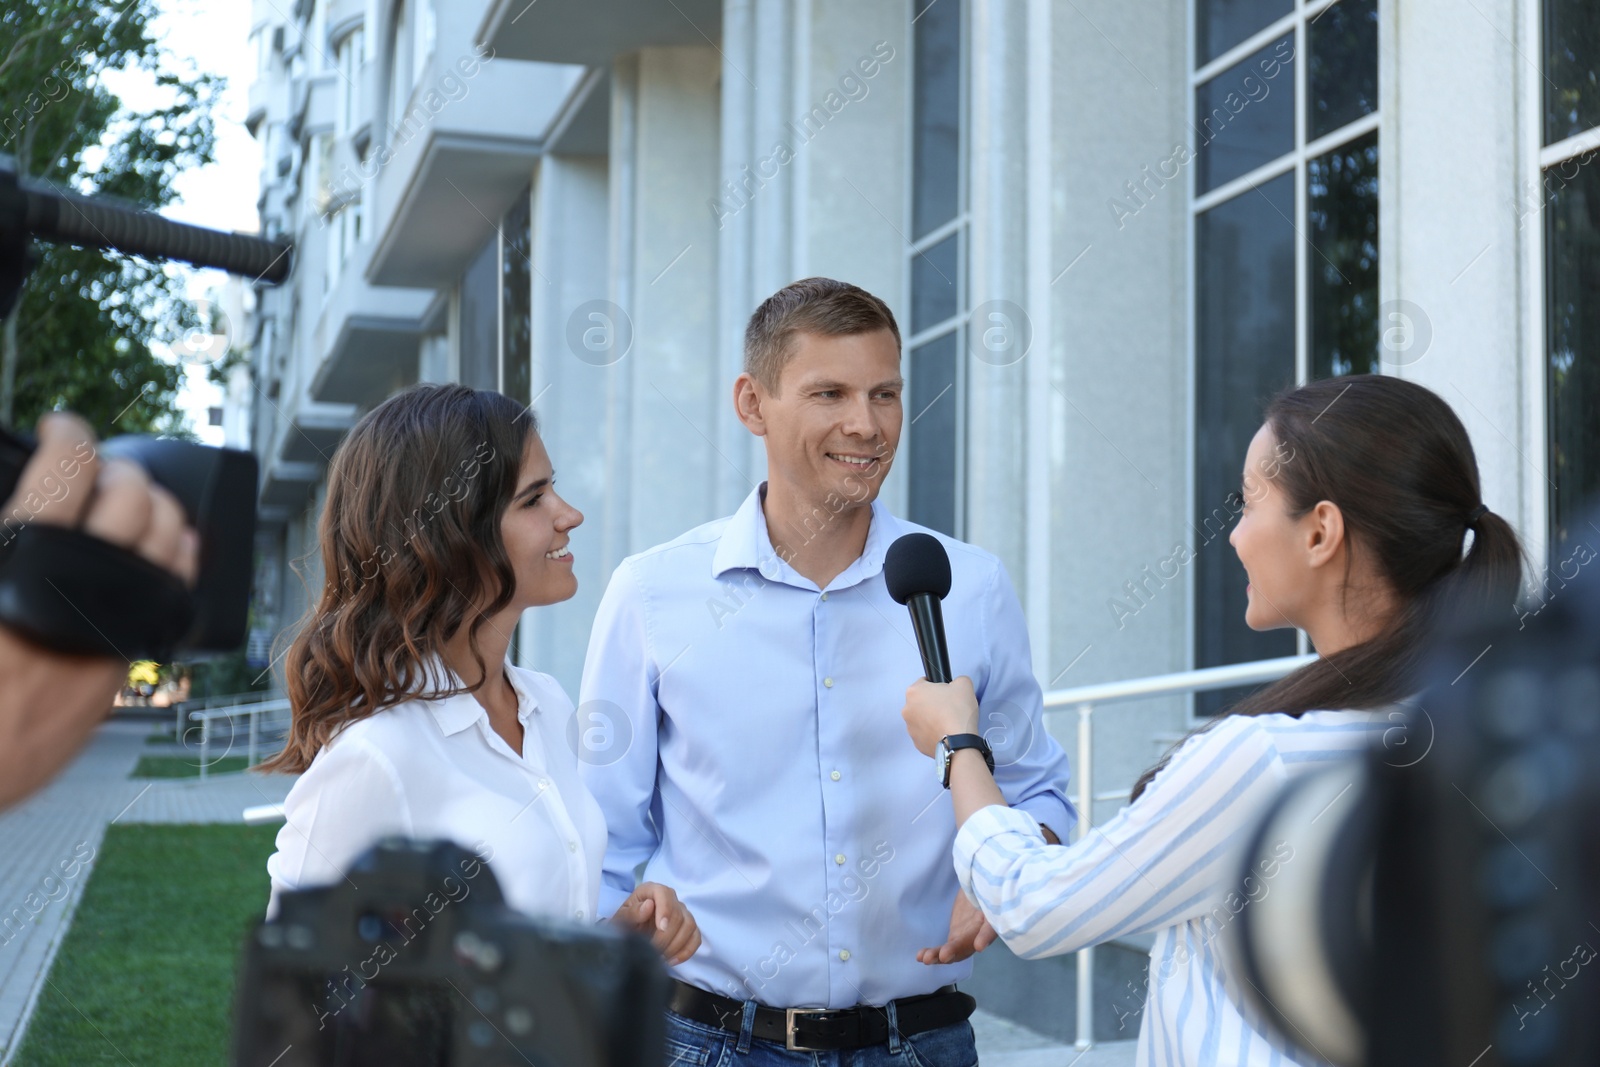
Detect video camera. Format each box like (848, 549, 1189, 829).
(1227, 512, 1600, 1066)
(0, 160, 290, 661)
(231, 838, 668, 1067)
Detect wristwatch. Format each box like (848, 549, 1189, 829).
(936, 733, 995, 789)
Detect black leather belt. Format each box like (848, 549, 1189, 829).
(668, 979, 976, 1052)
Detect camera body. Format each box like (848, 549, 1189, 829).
(232, 838, 668, 1067)
(0, 427, 256, 659)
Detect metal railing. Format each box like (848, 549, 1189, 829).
(189, 696, 292, 779)
(1040, 653, 1317, 1049)
(172, 689, 274, 743)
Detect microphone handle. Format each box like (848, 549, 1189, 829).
(909, 593, 953, 683)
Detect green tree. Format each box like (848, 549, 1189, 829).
(1, 0, 221, 437)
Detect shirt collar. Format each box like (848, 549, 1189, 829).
(418, 652, 540, 737)
(711, 481, 903, 589)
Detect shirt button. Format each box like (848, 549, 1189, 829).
(830, 770, 841, 781)
(575, 909, 585, 920)
(568, 841, 578, 853)
(539, 779, 549, 790)
(839, 949, 851, 961)
(820, 592, 829, 601)
(823, 677, 834, 688)
(835, 854, 845, 865)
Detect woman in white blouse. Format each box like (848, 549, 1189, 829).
(901, 375, 1524, 1065)
(261, 384, 700, 966)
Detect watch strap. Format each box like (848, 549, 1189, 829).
(940, 733, 995, 787)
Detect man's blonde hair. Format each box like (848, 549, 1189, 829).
(744, 277, 901, 393)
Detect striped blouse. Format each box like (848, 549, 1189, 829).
(954, 709, 1392, 1067)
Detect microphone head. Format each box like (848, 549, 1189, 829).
(884, 532, 953, 604)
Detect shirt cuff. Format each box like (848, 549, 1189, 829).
(953, 804, 1047, 904)
(1011, 793, 1077, 844)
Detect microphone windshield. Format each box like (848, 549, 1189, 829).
(884, 532, 952, 604)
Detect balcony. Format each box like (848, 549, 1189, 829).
(310, 238, 439, 406)
(324, 0, 364, 46)
(278, 401, 357, 466)
(476, 0, 721, 65)
(245, 75, 274, 136)
(289, 72, 337, 140)
(362, 54, 582, 288)
(257, 458, 321, 523)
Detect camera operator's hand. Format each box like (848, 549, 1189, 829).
(0, 412, 201, 810)
(611, 881, 702, 966)
(35, 413, 200, 583)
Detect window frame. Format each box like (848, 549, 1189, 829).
(1185, 0, 1383, 716)
(903, 0, 972, 540)
(1530, 0, 1600, 565)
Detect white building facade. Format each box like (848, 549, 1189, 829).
(243, 0, 1598, 1040)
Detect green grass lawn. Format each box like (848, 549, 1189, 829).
(129, 755, 250, 779)
(13, 824, 276, 1066)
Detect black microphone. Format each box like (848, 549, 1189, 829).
(884, 532, 953, 683)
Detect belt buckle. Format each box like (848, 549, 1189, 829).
(784, 1007, 832, 1052)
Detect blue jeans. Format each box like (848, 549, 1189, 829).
(661, 1005, 978, 1067)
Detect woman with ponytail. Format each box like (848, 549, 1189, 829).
(259, 385, 700, 966)
(900, 374, 1523, 1064)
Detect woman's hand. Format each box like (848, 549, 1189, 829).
(611, 882, 702, 965)
(901, 676, 981, 757)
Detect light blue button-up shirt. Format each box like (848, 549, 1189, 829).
(578, 483, 1075, 1009)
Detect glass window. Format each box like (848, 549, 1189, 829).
(501, 186, 533, 408)
(336, 29, 364, 136)
(907, 332, 960, 535)
(388, 0, 412, 135)
(1196, 0, 1293, 65)
(1307, 0, 1378, 142)
(1194, 172, 1300, 712)
(1308, 130, 1380, 378)
(413, 0, 435, 87)
(1545, 150, 1600, 550)
(1545, 0, 1600, 146)
(325, 205, 344, 287)
(911, 234, 959, 335)
(459, 236, 498, 391)
(912, 0, 961, 240)
(908, 0, 965, 536)
(1192, 2, 1379, 703)
(1194, 35, 1296, 195)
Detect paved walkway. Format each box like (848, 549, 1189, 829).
(0, 721, 296, 1063)
(972, 1010, 1137, 1066)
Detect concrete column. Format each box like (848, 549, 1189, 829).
(714, 0, 760, 514)
(1384, 0, 1542, 566)
(1043, 0, 1190, 809)
(519, 153, 610, 693)
(604, 54, 639, 574)
(797, 0, 910, 511)
(965, 0, 1032, 585)
(615, 46, 723, 553)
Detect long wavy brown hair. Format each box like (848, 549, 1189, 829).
(1130, 375, 1525, 800)
(259, 384, 536, 774)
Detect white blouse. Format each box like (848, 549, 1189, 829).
(266, 658, 607, 925)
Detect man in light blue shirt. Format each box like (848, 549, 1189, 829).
(579, 277, 1074, 1064)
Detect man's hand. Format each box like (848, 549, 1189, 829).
(916, 889, 998, 965)
(611, 882, 702, 966)
(0, 412, 200, 810)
